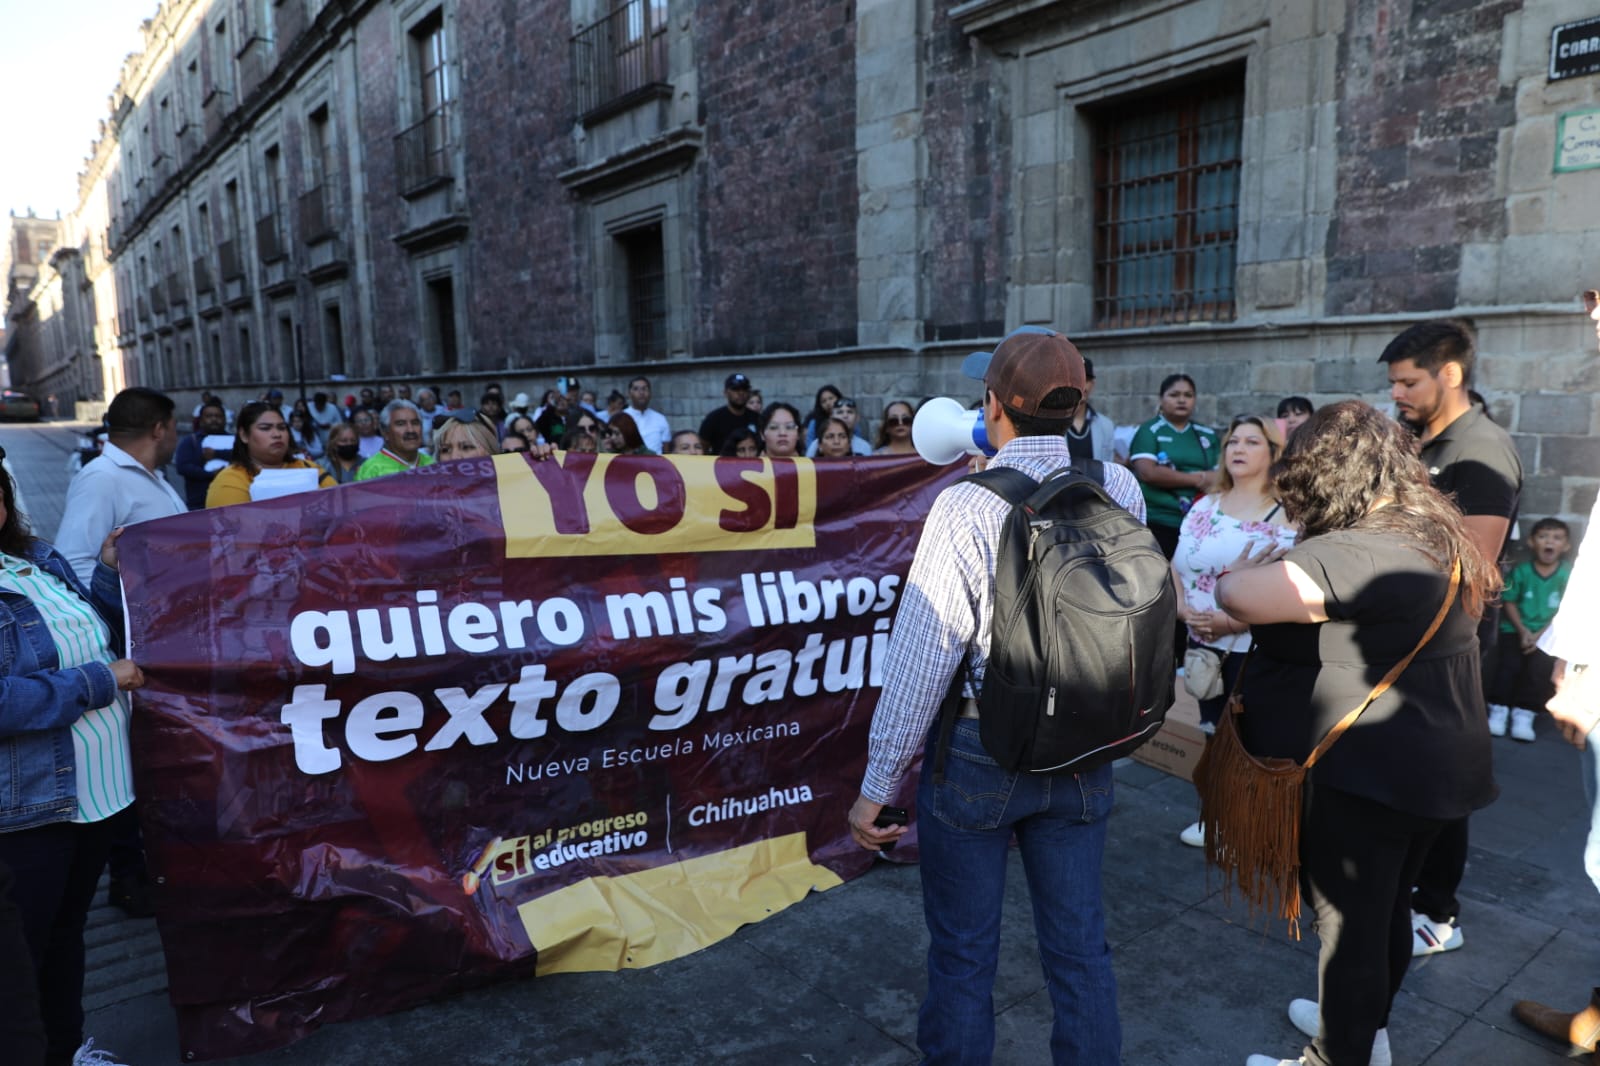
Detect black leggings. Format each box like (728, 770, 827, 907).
(1300, 785, 1447, 1066)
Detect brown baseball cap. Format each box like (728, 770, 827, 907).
(961, 327, 1088, 417)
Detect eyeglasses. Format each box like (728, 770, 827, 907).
(885, 415, 911, 425)
(832, 401, 856, 411)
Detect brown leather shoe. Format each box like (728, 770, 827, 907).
(1512, 988, 1600, 1052)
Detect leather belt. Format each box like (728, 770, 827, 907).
(958, 697, 981, 720)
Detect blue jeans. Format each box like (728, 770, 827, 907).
(916, 718, 1120, 1065)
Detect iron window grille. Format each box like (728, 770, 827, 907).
(1092, 71, 1244, 328)
(572, 0, 669, 120)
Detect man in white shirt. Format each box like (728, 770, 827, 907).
(52, 385, 185, 919)
(55, 387, 186, 585)
(1511, 288, 1600, 1051)
(625, 376, 671, 454)
(308, 391, 343, 429)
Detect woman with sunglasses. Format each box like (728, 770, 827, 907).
(806, 397, 872, 456)
(207, 402, 336, 507)
(874, 400, 916, 455)
(568, 411, 603, 439)
(433, 411, 502, 462)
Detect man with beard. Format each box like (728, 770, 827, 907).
(1381, 320, 1522, 958)
(355, 400, 435, 480)
(174, 400, 229, 509)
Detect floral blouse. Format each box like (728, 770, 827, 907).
(1173, 492, 1298, 653)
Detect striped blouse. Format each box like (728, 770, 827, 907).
(0, 552, 133, 823)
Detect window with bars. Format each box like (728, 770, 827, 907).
(572, 0, 669, 120)
(619, 223, 666, 360)
(1092, 71, 1244, 328)
(396, 10, 452, 194)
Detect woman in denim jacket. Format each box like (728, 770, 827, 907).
(0, 454, 145, 1066)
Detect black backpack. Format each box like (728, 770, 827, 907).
(934, 460, 1177, 778)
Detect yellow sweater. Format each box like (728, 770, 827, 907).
(205, 459, 336, 508)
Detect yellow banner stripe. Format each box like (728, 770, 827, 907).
(519, 832, 843, 975)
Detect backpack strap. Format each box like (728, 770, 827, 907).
(1068, 456, 1106, 485)
(958, 465, 1040, 503)
(1303, 557, 1461, 769)
(959, 457, 1105, 503)
(928, 661, 968, 785)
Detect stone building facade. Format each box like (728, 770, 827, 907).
(4, 0, 1600, 524)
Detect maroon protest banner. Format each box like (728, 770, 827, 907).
(118, 452, 959, 1060)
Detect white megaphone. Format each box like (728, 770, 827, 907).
(913, 397, 994, 465)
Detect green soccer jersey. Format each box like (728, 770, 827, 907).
(1500, 559, 1572, 635)
(1128, 416, 1220, 529)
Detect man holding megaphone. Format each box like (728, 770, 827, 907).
(849, 326, 1146, 1065)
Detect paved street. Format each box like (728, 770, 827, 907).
(3, 420, 1596, 1065)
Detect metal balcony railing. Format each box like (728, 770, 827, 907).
(238, 36, 271, 96)
(150, 283, 167, 314)
(274, 0, 308, 46)
(192, 255, 214, 295)
(571, 0, 669, 120)
(256, 213, 286, 264)
(394, 106, 452, 196)
(176, 122, 202, 163)
(203, 88, 233, 139)
(298, 184, 337, 243)
(218, 238, 245, 281)
(165, 271, 187, 307)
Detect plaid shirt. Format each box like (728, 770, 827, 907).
(860, 437, 1147, 803)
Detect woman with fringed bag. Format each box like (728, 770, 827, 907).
(1196, 401, 1501, 1066)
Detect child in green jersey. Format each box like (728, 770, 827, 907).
(1490, 517, 1573, 740)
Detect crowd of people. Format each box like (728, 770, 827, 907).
(848, 305, 1599, 1066)
(3, 300, 1598, 1065)
(143, 372, 941, 511)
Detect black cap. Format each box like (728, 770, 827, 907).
(725, 373, 752, 390)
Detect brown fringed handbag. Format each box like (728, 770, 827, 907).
(1193, 558, 1461, 938)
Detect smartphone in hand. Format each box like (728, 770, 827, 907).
(873, 805, 909, 852)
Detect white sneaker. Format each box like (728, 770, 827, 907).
(73, 1039, 131, 1066)
(1487, 704, 1509, 736)
(1510, 708, 1536, 742)
(1180, 821, 1206, 847)
(1286, 998, 1392, 1065)
(1245, 1057, 1304, 1066)
(1411, 909, 1463, 955)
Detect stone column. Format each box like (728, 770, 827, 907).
(855, 0, 924, 347)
